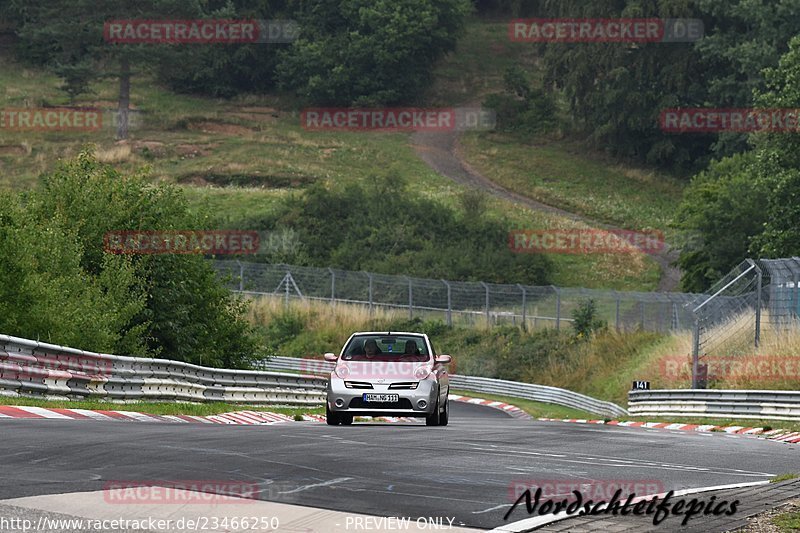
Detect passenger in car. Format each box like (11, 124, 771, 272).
(403, 340, 420, 355)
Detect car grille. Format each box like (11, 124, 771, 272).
(345, 381, 373, 389)
(388, 382, 418, 390)
(348, 398, 414, 409)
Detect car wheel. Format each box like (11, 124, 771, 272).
(340, 414, 354, 425)
(439, 397, 449, 427)
(326, 404, 340, 425)
(425, 397, 440, 426)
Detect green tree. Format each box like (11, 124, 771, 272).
(276, 0, 471, 105)
(675, 35, 800, 290)
(23, 150, 263, 367)
(0, 193, 147, 353)
(674, 152, 768, 291)
(748, 35, 800, 258)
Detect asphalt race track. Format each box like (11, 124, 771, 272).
(0, 401, 796, 532)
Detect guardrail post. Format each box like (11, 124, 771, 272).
(328, 267, 336, 307)
(480, 282, 490, 324)
(517, 284, 527, 330)
(554, 286, 561, 331)
(442, 280, 452, 326)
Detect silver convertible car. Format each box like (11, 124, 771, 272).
(324, 331, 452, 426)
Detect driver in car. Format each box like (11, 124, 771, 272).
(364, 339, 381, 358)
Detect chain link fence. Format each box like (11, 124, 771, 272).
(687, 257, 800, 387)
(211, 260, 699, 333)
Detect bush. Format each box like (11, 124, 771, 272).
(251, 177, 553, 285)
(571, 299, 606, 339)
(483, 66, 559, 136)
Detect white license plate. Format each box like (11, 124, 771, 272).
(363, 393, 399, 402)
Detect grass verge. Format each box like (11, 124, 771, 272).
(0, 397, 324, 417)
(773, 505, 800, 532)
(449, 388, 596, 420)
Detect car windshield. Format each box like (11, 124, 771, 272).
(342, 334, 429, 362)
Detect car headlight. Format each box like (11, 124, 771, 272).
(414, 365, 432, 380)
(335, 364, 350, 379)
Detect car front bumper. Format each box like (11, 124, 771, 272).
(327, 377, 438, 417)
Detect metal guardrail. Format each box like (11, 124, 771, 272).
(629, 389, 800, 421)
(0, 335, 326, 406)
(261, 356, 628, 418)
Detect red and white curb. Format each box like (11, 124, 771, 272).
(448, 394, 532, 419)
(0, 406, 297, 425)
(537, 417, 800, 444)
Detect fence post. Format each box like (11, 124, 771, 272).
(407, 276, 413, 319)
(284, 271, 290, 309)
(554, 286, 561, 331)
(237, 259, 244, 292)
(517, 284, 527, 330)
(328, 267, 336, 306)
(442, 280, 452, 326)
(753, 261, 762, 348)
(614, 291, 620, 332)
(368, 273, 374, 317)
(640, 301, 645, 329)
(691, 318, 700, 389)
(480, 282, 490, 324)
(794, 271, 800, 321)
(671, 302, 679, 331)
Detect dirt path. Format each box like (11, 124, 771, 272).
(410, 129, 682, 292)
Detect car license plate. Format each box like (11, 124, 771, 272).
(363, 393, 399, 402)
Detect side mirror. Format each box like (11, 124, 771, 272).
(323, 352, 338, 362)
(435, 355, 452, 365)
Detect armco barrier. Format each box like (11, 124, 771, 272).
(0, 335, 326, 406)
(629, 389, 800, 421)
(260, 356, 628, 418)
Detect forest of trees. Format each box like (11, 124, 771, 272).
(8, 0, 790, 293)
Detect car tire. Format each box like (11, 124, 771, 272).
(425, 397, 440, 426)
(326, 404, 340, 425)
(439, 397, 449, 427)
(340, 414, 354, 425)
